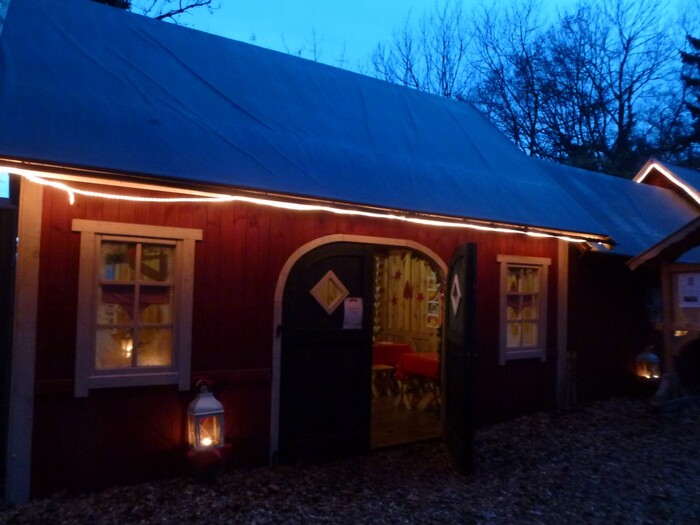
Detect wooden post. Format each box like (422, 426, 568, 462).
(5, 178, 43, 504)
(660, 264, 676, 374)
(556, 240, 571, 408)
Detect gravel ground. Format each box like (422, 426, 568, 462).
(2, 396, 700, 524)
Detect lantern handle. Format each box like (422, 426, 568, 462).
(194, 378, 211, 392)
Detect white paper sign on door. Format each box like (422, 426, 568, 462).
(343, 297, 363, 329)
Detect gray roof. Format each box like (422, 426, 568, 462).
(539, 160, 700, 257)
(628, 215, 700, 270)
(0, 0, 609, 240)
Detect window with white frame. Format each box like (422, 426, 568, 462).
(497, 255, 551, 365)
(72, 219, 201, 397)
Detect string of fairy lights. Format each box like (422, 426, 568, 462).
(3, 165, 607, 245)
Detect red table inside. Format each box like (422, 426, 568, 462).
(396, 352, 439, 380)
(396, 352, 440, 410)
(372, 342, 413, 367)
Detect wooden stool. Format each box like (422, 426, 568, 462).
(371, 364, 397, 397)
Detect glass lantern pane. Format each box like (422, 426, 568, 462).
(141, 245, 174, 282)
(197, 415, 222, 447)
(95, 328, 133, 369)
(136, 328, 173, 367)
(138, 286, 173, 324)
(522, 322, 538, 347)
(101, 242, 135, 281)
(97, 284, 135, 324)
(506, 322, 521, 348)
(187, 414, 196, 447)
(521, 295, 537, 320)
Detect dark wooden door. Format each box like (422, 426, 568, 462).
(279, 242, 374, 463)
(443, 243, 477, 473)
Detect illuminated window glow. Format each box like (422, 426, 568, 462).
(498, 255, 551, 365)
(73, 219, 201, 397)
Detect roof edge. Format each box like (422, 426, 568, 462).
(628, 215, 700, 271)
(634, 158, 700, 208)
(1, 158, 613, 245)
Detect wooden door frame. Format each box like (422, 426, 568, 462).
(270, 234, 447, 463)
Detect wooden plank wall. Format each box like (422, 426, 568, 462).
(32, 182, 563, 495)
(568, 249, 654, 401)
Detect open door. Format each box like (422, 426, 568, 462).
(443, 243, 477, 473)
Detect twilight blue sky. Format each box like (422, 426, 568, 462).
(184, 0, 470, 69)
(182, 0, 694, 71)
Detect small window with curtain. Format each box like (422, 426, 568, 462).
(72, 219, 202, 397)
(497, 255, 551, 365)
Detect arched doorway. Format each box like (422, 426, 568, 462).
(271, 236, 447, 464)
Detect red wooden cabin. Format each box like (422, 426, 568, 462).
(1, 0, 697, 502)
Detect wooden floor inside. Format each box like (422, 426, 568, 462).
(371, 394, 441, 448)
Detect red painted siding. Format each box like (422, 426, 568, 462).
(32, 182, 566, 496)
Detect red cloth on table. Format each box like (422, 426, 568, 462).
(372, 342, 413, 367)
(396, 352, 439, 380)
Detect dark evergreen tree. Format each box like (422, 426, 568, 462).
(681, 35, 700, 147)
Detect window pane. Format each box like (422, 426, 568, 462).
(102, 242, 135, 281)
(136, 328, 173, 367)
(522, 268, 539, 293)
(139, 286, 173, 323)
(506, 296, 521, 320)
(98, 284, 134, 324)
(521, 295, 537, 320)
(95, 328, 133, 369)
(141, 245, 174, 282)
(522, 322, 538, 347)
(507, 268, 521, 293)
(507, 322, 521, 348)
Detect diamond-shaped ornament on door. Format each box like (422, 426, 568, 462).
(310, 270, 349, 315)
(450, 273, 462, 317)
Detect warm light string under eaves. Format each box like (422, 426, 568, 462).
(18, 170, 234, 205)
(7, 166, 600, 245)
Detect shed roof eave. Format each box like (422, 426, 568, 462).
(1, 160, 612, 246)
(628, 215, 700, 271)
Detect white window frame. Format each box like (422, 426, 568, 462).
(497, 255, 551, 365)
(72, 219, 201, 397)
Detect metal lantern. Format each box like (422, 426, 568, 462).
(187, 384, 225, 450)
(635, 346, 661, 380)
